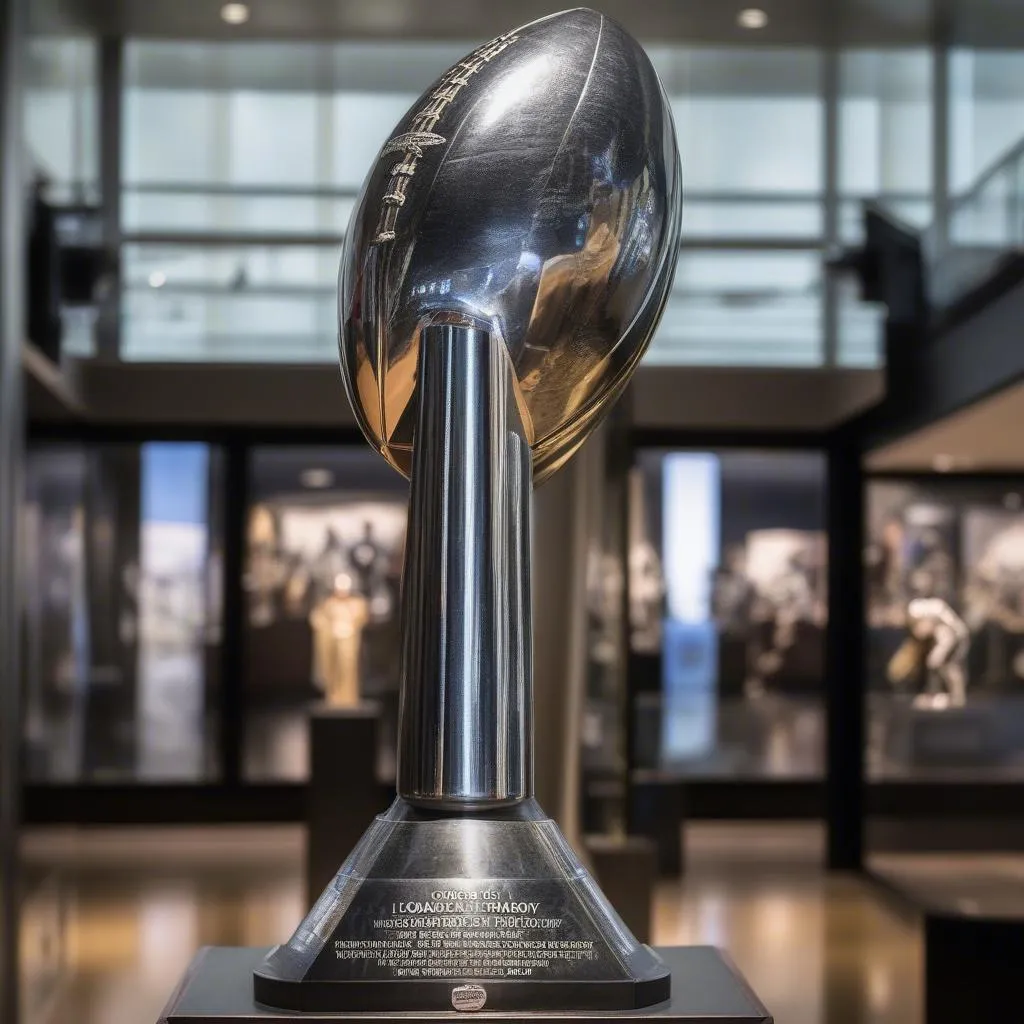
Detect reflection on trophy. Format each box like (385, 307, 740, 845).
(888, 597, 970, 709)
(255, 8, 681, 1013)
(309, 573, 369, 708)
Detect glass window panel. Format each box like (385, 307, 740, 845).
(24, 37, 99, 200)
(839, 49, 933, 242)
(23, 443, 223, 783)
(243, 448, 410, 782)
(672, 96, 823, 194)
(630, 449, 826, 779)
(122, 292, 334, 362)
(839, 50, 933, 194)
(123, 89, 218, 184)
(123, 190, 354, 235)
(122, 192, 216, 233)
(949, 49, 1024, 194)
(228, 92, 319, 186)
(647, 250, 823, 366)
(659, 48, 823, 195)
(683, 199, 822, 239)
(122, 243, 335, 288)
(866, 477, 1024, 783)
(121, 243, 338, 361)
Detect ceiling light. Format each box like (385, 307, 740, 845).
(148, 270, 166, 288)
(220, 3, 250, 25)
(300, 468, 334, 489)
(737, 8, 769, 29)
(932, 453, 955, 473)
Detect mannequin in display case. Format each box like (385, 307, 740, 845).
(348, 520, 385, 599)
(309, 572, 369, 708)
(245, 505, 286, 627)
(889, 597, 970, 709)
(629, 538, 665, 653)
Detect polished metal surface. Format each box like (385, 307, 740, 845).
(260, 797, 669, 999)
(337, 8, 680, 810)
(339, 7, 682, 486)
(398, 323, 532, 807)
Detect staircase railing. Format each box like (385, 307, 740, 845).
(924, 137, 1024, 312)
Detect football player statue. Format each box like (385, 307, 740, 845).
(903, 597, 971, 710)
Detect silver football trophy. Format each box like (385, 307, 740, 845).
(255, 8, 681, 1012)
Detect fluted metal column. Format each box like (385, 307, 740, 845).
(397, 322, 533, 808)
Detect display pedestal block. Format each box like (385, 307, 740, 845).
(307, 703, 387, 905)
(585, 835, 658, 943)
(631, 775, 685, 877)
(926, 912, 1024, 1023)
(158, 946, 771, 1022)
(883, 703, 1000, 768)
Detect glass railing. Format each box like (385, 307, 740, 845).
(925, 137, 1024, 313)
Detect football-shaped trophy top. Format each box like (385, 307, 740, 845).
(339, 7, 681, 483)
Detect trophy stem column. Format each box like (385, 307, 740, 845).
(397, 322, 533, 809)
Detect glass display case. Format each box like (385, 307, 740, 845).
(23, 442, 224, 782)
(578, 428, 630, 837)
(866, 477, 1024, 781)
(242, 447, 408, 782)
(629, 449, 827, 779)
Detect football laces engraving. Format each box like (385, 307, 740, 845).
(371, 31, 519, 245)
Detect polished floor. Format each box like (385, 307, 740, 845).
(871, 850, 1024, 917)
(21, 822, 922, 1024)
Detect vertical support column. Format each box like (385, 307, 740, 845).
(825, 426, 865, 871)
(397, 322, 533, 808)
(220, 439, 248, 785)
(0, 0, 26, 1019)
(96, 36, 122, 360)
(932, 12, 951, 253)
(821, 26, 841, 367)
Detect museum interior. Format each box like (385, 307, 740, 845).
(1, 0, 1023, 1021)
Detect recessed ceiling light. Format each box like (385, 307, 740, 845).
(300, 468, 334, 489)
(737, 8, 769, 29)
(220, 3, 250, 25)
(148, 270, 167, 288)
(932, 453, 955, 472)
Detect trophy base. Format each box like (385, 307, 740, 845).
(255, 799, 670, 1012)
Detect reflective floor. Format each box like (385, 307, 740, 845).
(21, 822, 922, 1024)
(871, 850, 1024, 917)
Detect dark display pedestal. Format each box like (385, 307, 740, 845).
(158, 946, 771, 1022)
(926, 913, 1024, 1023)
(631, 775, 685, 877)
(307, 703, 386, 905)
(883, 702, 1002, 768)
(585, 835, 658, 943)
